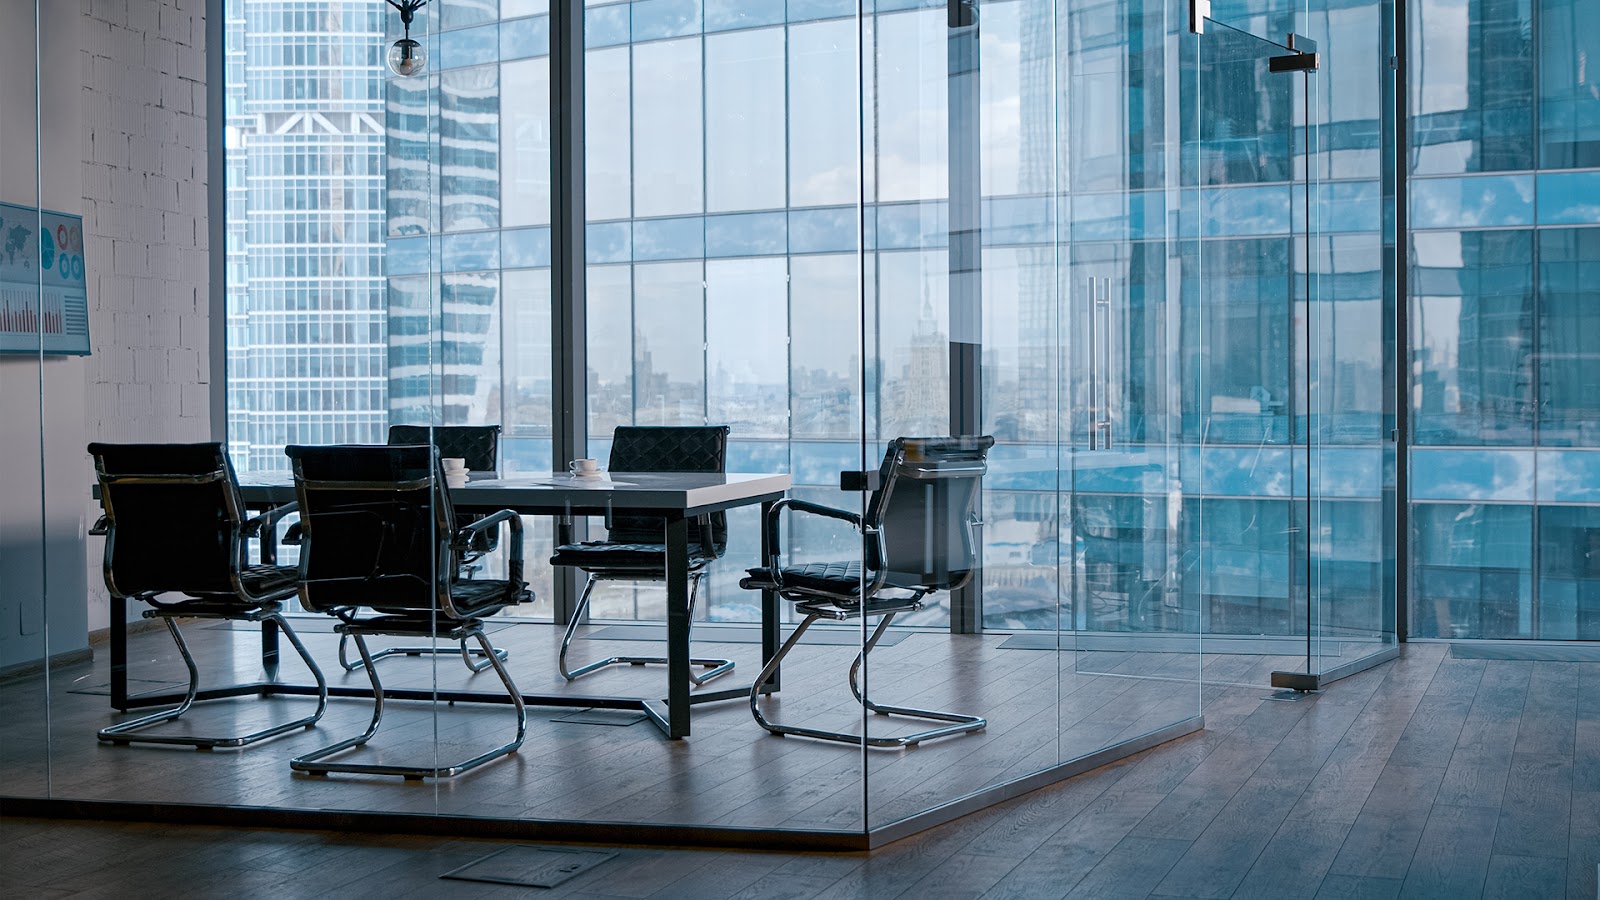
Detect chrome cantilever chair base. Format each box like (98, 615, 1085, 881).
(290, 621, 526, 780)
(335, 632, 508, 674)
(748, 596, 986, 749)
(559, 570, 735, 687)
(98, 606, 328, 750)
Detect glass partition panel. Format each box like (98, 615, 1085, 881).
(1, 0, 52, 802)
(11, 0, 1401, 845)
(861, 0, 1203, 832)
(1200, 0, 1397, 684)
(576, 1, 870, 834)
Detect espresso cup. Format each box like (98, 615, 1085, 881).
(441, 457, 468, 473)
(568, 458, 600, 477)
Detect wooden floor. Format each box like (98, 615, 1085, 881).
(1, 618, 1240, 830)
(3, 635, 1597, 897)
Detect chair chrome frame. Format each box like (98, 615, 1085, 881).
(293, 620, 526, 781)
(330, 424, 509, 675)
(99, 606, 328, 749)
(559, 567, 734, 686)
(743, 437, 993, 749)
(286, 449, 528, 780)
(552, 425, 735, 687)
(89, 444, 329, 749)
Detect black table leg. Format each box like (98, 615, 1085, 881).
(663, 515, 691, 738)
(759, 498, 781, 693)
(110, 594, 128, 711)
(262, 620, 281, 680)
(257, 510, 281, 679)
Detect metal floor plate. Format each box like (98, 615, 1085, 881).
(440, 845, 618, 889)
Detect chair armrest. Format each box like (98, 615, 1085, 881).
(839, 469, 881, 492)
(454, 509, 524, 583)
(760, 498, 864, 590)
(242, 502, 299, 539)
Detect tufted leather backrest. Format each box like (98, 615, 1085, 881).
(288, 444, 455, 615)
(387, 425, 501, 473)
(89, 442, 244, 598)
(865, 435, 994, 592)
(606, 425, 731, 550)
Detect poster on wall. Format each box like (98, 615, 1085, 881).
(0, 201, 90, 356)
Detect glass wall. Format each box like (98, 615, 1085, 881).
(1, 0, 1426, 845)
(0, 0, 54, 804)
(1409, 0, 1600, 639)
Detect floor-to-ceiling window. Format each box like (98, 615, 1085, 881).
(1409, 0, 1600, 639)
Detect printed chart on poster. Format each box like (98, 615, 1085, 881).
(0, 202, 90, 355)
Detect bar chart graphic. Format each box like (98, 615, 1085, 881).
(0, 202, 90, 355)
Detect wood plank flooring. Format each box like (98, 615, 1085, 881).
(3, 637, 1596, 897)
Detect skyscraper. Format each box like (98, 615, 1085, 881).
(225, 0, 389, 472)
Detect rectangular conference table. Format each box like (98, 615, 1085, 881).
(108, 471, 792, 739)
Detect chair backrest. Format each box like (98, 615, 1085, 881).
(865, 436, 995, 592)
(287, 443, 454, 615)
(387, 424, 501, 473)
(88, 442, 245, 598)
(605, 425, 731, 549)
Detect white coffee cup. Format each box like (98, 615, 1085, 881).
(441, 457, 468, 473)
(568, 458, 600, 477)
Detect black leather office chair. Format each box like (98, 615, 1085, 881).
(741, 436, 993, 748)
(285, 443, 528, 780)
(320, 424, 508, 674)
(549, 425, 735, 685)
(88, 442, 328, 749)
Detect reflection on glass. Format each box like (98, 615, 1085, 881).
(1537, 505, 1600, 639)
(440, 66, 501, 231)
(1410, 0, 1535, 175)
(705, 28, 785, 212)
(586, 46, 632, 220)
(876, 250, 949, 439)
(632, 38, 703, 217)
(587, 263, 633, 434)
(501, 57, 551, 227)
(1411, 502, 1533, 638)
(791, 255, 866, 440)
(789, 19, 865, 207)
(1410, 230, 1534, 445)
(1537, 228, 1600, 445)
(632, 261, 706, 425)
(1537, 0, 1600, 168)
(706, 258, 787, 436)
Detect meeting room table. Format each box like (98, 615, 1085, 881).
(103, 468, 792, 739)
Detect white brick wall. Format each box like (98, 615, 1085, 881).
(81, 0, 208, 446)
(80, 0, 209, 632)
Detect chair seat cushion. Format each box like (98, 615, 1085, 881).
(742, 560, 864, 596)
(450, 579, 528, 618)
(241, 564, 299, 595)
(338, 580, 526, 630)
(180, 564, 297, 603)
(551, 541, 718, 571)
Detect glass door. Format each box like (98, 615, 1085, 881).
(1055, 0, 1201, 766)
(1194, 18, 1330, 687)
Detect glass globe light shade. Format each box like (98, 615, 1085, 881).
(388, 38, 426, 77)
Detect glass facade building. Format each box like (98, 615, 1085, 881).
(1408, 0, 1600, 639)
(218, 0, 1600, 646)
(224, 0, 391, 472)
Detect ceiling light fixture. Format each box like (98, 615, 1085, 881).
(386, 0, 429, 77)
